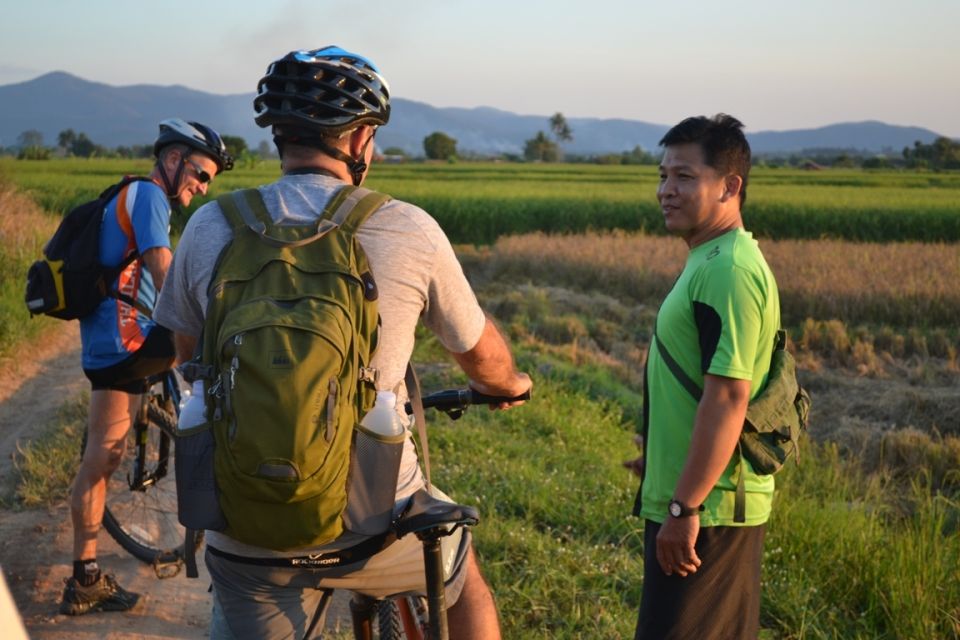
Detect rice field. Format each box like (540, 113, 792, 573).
(2, 158, 959, 242)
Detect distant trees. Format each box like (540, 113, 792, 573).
(17, 129, 49, 159)
(524, 113, 573, 162)
(523, 131, 559, 162)
(549, 112, 573, 144)
(423, 132, 457, 160)
(903, 137, 960, 170)
(54, 128, 106, 157)
(256, 140, 275, 159)
(57, 129, 77, 150)
(590, 145, 658, 166)
(221, 135, 248, 160)
(17, 130, 44, 148)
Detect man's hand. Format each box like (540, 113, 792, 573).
(469, 373, 531, 410)
(622, 434, 644, 477)
(656, 515, 702, 577)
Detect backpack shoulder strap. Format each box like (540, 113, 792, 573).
(216, 185, 391, 248)
(324, 185, 392, 237)
(104, 177, 160, 315)
(217, 188, 271, 233)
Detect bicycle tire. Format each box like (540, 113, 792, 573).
(378, 595, 428, 640)
(81, 398, 201, 567)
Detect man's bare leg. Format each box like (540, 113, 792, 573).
(446, 546, 502, 640)
(70, 389, 139, 560)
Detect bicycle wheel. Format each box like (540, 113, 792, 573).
(82, 397, 200, 570)
(378, 595, 428, 640)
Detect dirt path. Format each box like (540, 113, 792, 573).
(0, 323, 85, 496)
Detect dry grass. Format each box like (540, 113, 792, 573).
(0, 181, 56, 263)
(464, 231, 960, 331)
(0, 181, 59, 356)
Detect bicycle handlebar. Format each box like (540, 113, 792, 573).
(404, 389, 531, 420)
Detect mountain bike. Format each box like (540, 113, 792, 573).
(305, 386, 530, 640)
(79, 368, 203, 578)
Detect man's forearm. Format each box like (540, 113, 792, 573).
(450, 317, 530, 397)
(142, 247, 172, 292)
(672, 375, 751, 508)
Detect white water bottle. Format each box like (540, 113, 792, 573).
(358, 391, 405, 438)
(178, 380, 207, 431)
(347, 390, 406, 535)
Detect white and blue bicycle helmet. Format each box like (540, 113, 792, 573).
(154, 118, 234, 172)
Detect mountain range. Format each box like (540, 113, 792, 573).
(0, 72, 946, 157)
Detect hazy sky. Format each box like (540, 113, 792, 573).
(2, 0, 957, 135)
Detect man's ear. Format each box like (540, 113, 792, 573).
(348, 126, 375, 156)
(720, 175, 743, 203)
(161, 148, 182, 172)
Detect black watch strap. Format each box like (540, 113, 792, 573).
(668, 499, 704, 518)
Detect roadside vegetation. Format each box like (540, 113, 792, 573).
(2, 158, 958, 638)
(4, 394, 87, 508)
(0, 180, 57, 359)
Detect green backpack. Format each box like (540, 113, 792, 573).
(197, 185, 390, 550)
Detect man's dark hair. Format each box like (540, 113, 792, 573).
(659, 114, 752, 206)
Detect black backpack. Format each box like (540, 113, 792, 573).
(25, 177, 152, 320)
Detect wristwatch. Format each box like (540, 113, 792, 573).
(668, 499, 704, 518)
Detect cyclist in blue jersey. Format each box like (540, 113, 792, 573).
(61, 119, 233, 616)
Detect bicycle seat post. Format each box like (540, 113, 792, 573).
(421, 535, 448, 640)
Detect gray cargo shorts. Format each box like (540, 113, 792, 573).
(207, 505, 470, 639)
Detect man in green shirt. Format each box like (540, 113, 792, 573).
(628, 114, 781, 639)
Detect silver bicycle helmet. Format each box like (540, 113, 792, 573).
(153, 118, 234, 172)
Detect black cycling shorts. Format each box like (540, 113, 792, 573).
(635, 519, 766, 640)
(83, 326, 175, 394)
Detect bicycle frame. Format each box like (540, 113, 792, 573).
(125, 373, 179, 491)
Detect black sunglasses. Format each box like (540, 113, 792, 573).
(183, 158, 213, 184)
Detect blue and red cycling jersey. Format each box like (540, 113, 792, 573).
(79, 178, 171, 370)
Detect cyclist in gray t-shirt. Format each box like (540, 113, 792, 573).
(154, 46, 531, 640)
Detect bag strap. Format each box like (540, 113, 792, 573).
(216, 185, 391, 249)
(653, 332, 703, 401)
(653, 330, 749, 523)
(104, 177, 156, 317)
(333, 187, 392, 236)
(404, 363, 432, 492)
(217, 188, 336, 248)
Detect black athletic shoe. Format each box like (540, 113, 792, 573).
(59, 574, 140, 615)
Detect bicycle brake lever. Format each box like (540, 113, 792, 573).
(440, 407, 466, 420)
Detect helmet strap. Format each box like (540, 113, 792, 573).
(155, 154, 186, 213)
(156, 153, 187, 197)
(281, 134, 372, 186)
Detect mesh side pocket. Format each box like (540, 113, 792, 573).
(344, 427, 405, 535)
(175, 424, 227, 531)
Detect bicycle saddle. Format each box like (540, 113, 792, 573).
(394, 489, 479, 539)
